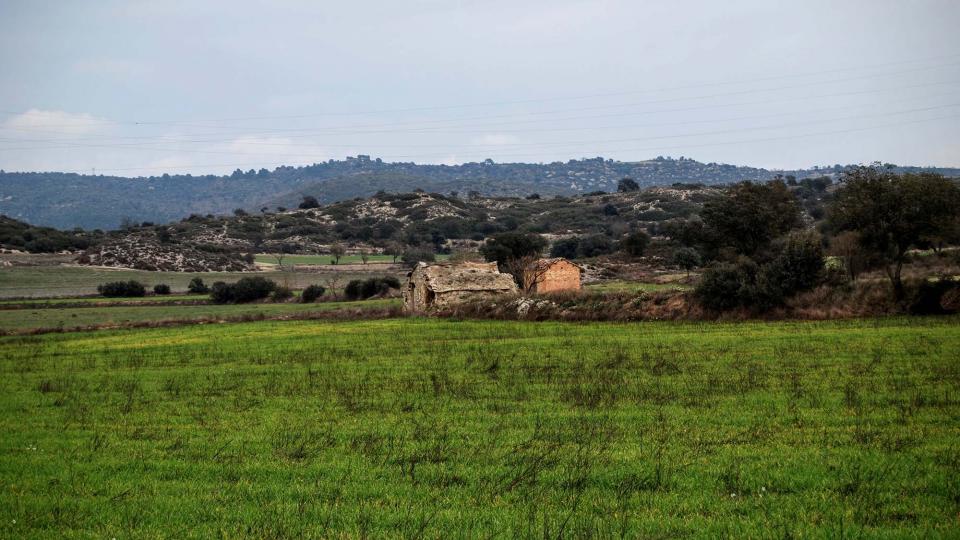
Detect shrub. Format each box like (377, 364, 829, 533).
(401, 247, 436, 268)
(479, 232, 547, 266)
(210, 277, 277, 304)
(909, 279, 960, 315)
(695, 262, 754, 311)
(673, 247, 702, 276)
(97, 280, 146, 298)
(301, 284, 326, 303)
(271, 286, 294, 302)
(187, 277, 209, 294)
(619, 231, 650, 257)
(759, 231, 825, 299)
(298, 196, 320, 209)
(577, 234, 615, 258)
(550, 237, 579, 259)
(153, 283, 171, 295)
(344, 277, 401, 301)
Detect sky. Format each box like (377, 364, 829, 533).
(0, 0, 958, 175)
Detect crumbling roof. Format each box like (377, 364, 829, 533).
(415, 261, 518, 293)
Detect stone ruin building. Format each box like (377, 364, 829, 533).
(403, 261, 519, 312)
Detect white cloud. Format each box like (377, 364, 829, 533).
(2, 109, 112, 136)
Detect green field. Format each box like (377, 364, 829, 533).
(255, 253, 450, 266)
(585, 280, 691, 293)
(1, 316, 958, 537)
(0, 266, 400, 299)
(0, 298, 398, 333)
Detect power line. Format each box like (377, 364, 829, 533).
(3, 54, 958, 131)
(25, 112, 958, 174)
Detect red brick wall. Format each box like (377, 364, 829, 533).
(527, 260, 581, 293)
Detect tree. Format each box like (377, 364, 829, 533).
(828, 167, 960, 299)
(301, 284, 326, 303)
(701, 180, 803, 259)
(617, 177, 639, 192)
(620, 231, 650, 257)
(360, 252, 370, 265)
(272, 242, 298, 267)
(576, 234, 615, 258)
(329, 243, 346, 264)
(187, 277, 209, 294)
(672, 247, 702, 277)
(480, 232, 547, 267)
(401, 247, 435, 268)
(550, 237, 579, 259)
(757, 230, 824, 301)
(299, 196, 320, 210)
(480, 232, 547, 285)
(384, 242, 404, 263)
(828, 231, 869, 282)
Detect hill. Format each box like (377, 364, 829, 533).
(3, 155, 955, 230)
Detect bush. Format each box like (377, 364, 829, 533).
(550, 237, 580, 259)
(695, 261, 755, 311)
(577, 234, 615, 258)
(480, 232, 547, 266)
(909, 279, 960, 315)
(758, 231, 824, 301)
(344, 277, 401, 301)
(187, 277, 209, 294)
(673, 247, 702, 275)
(271, 286, 294, 302)
(97, 280, 146, 298)
(301, 284, 326, 303)
(695, 233, 824, 312)
(153, 283, 171, 295)
(401, 247, 435, 268)
(210, 277, 277, 304)
(298, 196, 320, 209)
(619, 231, 650, 257)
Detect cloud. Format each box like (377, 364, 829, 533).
(2, 109, 112, 136)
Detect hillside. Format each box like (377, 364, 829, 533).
(80, 186, 721, 264)
(4, 155, 954, 230)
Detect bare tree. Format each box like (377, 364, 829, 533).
(330, 243, 346, 265)
(507, 254, 547, 293)
(385, 242, 404, 263)
(324, 274, 343, 300)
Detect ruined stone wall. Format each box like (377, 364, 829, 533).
(529, 261, 581, 293)
(434, 289, 515, 307)
(403, 271, 432, 312)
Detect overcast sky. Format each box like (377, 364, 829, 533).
(1, 0, 958, 175)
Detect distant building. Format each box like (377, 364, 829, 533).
(403, 261, 518, 312)
(523, 258, 581, 294)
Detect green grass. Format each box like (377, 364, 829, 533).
(0, 298, 398, 332)
(255, 253, 450, 265)
(0, 266, 400, 299)
(586, 280, 691, 293)
(1, 316, 958, 537)
(0, 294, 206, 306)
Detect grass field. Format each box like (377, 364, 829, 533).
(255, 253, 451, 266)
(1, 316, 958, 537)
(585, 280, 691, 293)
(0, 266, 400, 299)
(0, 298, 399, 333)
